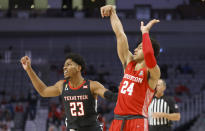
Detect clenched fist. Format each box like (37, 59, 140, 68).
(20, 56, 31, 71)
(100, 5, 115, 18)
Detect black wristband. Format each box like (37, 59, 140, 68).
(104, 90, 118, 102)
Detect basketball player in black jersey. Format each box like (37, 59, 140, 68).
(20, 53, 117, 131)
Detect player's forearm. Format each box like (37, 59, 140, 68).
(142, 33, 157, 68)
(164, 113, 180, 121)
(110, 8, 129, 61)
(26, 67, 47, 96)
(110, 9, 125, 37)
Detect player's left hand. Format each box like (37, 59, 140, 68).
(140, 19, 160, 34)
(152, 112, 166, 118)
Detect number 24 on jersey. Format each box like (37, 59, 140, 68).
(120, 81, 134, 96)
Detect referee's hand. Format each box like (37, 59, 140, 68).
(152, 112, 166, 118)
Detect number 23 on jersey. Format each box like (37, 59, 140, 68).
(70, 102, 84, 116)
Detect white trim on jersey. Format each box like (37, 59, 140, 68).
(69, 129, 76, 131)
(142, 88, 154, 117)
(148, 99, 154, 125)
(144, 119, 148, 131)
(65, 117, 67, 127)
(95, 99, 97, 112)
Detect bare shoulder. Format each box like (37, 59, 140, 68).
(121, 51, 133, 69)
(89, 80, 103, 91)
(89, 80, 107, 98)
(90, 80, 99, 89)
(126, 53, 134, 65)
(55, 80, 64, 86)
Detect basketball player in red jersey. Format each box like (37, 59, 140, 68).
(20, 53, 117, 131)
(101, 5, 161, 131)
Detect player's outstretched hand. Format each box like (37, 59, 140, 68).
(20, 56, 31, 71)
(140, 19, 160, 34)
(100, 5, 115, 18)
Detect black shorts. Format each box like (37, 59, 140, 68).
(67, 124, 102, 131)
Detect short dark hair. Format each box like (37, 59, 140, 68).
(65, 53, 86, 73)
(137, 37, 160, 58)
(150, 38, 160, 58)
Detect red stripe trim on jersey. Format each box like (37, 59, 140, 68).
(144, 119, 148, 131)
(142, 88, 154, 117)
(68, 80, 86, 90)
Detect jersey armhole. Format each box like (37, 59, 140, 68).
(89, 80, 97, 100)
(123, 54, 134, 70)
(59, 80, 65, 95)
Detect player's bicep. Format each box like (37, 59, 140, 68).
(90, 81, 108, 98)
(116, 34, 133, 68)
(41, 80, 63, 97)
(148, 65, 161, 90)
(41, 86, 60, 97)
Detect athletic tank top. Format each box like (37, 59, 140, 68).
(114, 61, 155, 117)
(61, 80, 98, 129)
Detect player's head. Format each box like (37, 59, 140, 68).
(155, 79, 166, 94)
(63, 53, 86, 79)
(133, 38, 160, 61)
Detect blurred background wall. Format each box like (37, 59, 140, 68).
(0, 0, 205, 131)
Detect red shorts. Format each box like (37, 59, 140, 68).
(109, 118, 148, 131)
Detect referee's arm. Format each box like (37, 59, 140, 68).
(152, 97, 181, 121)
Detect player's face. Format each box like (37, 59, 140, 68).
(133, 43, 144, 61)
(156, 79, 166, 94)
(63, 59, 81, 79)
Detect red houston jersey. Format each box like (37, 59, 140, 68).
(114, 61, 155, 117)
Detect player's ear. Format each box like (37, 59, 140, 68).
(77, 65, 82, 72)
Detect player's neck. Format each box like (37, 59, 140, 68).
(134, 60, 145, 71)
(69, 74, 84, 88)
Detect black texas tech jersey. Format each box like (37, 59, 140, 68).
(61, 80, 98, 129)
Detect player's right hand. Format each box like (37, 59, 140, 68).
(140, 19, 160, 34)
(100, 5, 114, 18)
(20, 56, 31, 71)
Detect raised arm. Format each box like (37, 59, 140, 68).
(20, 56, 63, 97)
(90, 81, 118, 102)
(101, 5, 133, 68)
(140, 19, 161, 90)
